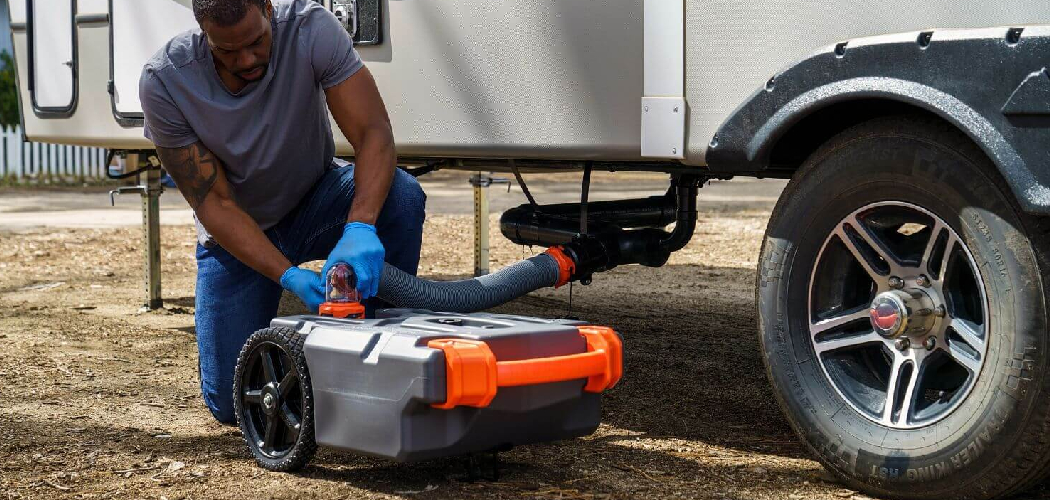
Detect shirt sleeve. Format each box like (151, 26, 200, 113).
(303, 6, 364, 89)
(139, 67, 199, 149)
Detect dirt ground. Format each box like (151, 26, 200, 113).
(3, 173, 1049, 500)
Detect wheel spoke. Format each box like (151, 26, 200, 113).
(947, 341, 981, 374)
(261, 416, 278, 452)
(946, 318, 983, 373)
(847, 214, 901, 269)
(811, 308, 870, 336)
(882, 352, 922, 426)
(243, 389, 263, 406)
(813, 330, 885, 355)
(835, 213, 901, 279)
(279, 371, 297, 398)
(919, 223, 945, 274)
(896, 352, 926, 426)
(937, 234, 958, 285)
(280, 403, 301, 436)
(260, 347, 279, 386)
(950, 318, 984, 350)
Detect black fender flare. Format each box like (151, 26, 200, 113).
(705, 27, 1050, 214)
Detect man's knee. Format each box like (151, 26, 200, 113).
(201, 378, 237, 424)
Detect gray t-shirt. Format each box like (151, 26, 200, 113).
(139, 0, 363, 245)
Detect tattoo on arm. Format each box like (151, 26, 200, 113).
(155, 142, 222, 209)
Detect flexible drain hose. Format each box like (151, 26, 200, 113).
(376, 253, 563, 313)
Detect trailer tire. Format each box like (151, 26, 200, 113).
(757, 115, 1050, 499)
(233, 326, 317, 472)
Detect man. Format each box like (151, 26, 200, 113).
(139, 0, 426, 424)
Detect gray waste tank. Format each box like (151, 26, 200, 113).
(270, 309, 620, 462)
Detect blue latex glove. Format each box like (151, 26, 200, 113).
(321, 222, 385, 299)
(279, 266, 325, 312)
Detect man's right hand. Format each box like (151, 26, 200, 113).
(279, 267, 325, 312)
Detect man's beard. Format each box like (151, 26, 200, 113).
(236, 64, 267, 82)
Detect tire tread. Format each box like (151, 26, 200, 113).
(232, 326, 317, 472)
(761, 114, 1050, 500)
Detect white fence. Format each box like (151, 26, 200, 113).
(0, 126, 110, 181)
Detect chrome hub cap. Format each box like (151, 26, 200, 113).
(869, 293, 904, 336)
(870, 289, 936, 339)
(809, 201, 988, 429)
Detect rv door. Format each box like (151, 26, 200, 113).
(110, 0, 196, 126)
(27, 0, 77, 117)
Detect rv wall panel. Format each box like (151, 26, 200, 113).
(15, 13, 143, 146)
(112, 0, 195, 118)
(19, 0, 646, 159)
(17, 0, 1050, 165)
(78, 0, 108, 15)
(683, 0, 1050, 165)
(30, 0, 76, 111)
(9, 0, 25, 23)
(344, 0, 644, 159)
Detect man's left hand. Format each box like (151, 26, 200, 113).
(321, 222, 385, 299)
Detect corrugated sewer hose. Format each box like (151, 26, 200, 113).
(374, 248, 574, 313)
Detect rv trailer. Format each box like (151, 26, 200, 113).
(9, 1, 1050, 499)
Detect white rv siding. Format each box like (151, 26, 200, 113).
(683, 1, 1050, 165)
(9, 1, 1050, 165)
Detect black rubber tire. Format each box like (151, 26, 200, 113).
(233, 326, 317, 472)
(758, 115, 1050, 500)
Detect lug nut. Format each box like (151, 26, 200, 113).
(934, 305, 946, 317)
(917, 275, 931, 288)
(894, 338, 911, 351)
(888, 276, 904, 289)
(923, 337, 937, 350)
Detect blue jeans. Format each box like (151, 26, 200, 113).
(194, 165, 426, 423)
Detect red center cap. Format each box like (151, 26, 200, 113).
(870, 302, 900, 331)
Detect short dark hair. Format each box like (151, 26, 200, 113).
(193, 0, 269, 27)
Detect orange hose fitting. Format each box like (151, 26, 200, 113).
(545, 246, 576, 288)
(318, 301, 365, 319)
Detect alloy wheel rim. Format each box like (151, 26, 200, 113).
(807, 201, 988, 429)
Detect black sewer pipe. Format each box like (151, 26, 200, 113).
(658, 177, 699, 253)
(500, 176, 702, 272)
(512, 192, 678, 229)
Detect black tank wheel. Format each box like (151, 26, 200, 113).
(233, 326, 316, 471)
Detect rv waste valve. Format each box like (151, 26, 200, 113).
(318, 263, 364, 319)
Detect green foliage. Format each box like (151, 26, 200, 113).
(0, 51, 19, 132)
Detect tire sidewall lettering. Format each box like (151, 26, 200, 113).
(758, 121, 1046, 496)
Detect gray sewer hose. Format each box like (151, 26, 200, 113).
(376, 253, 563, 313)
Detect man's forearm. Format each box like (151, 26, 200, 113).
(196, 199, 292, 282)
(346, 127, 395, 225)
(156, 142, 292, 283)
(324, 67, 397, 226)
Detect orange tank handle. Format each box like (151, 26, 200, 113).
(544, 246, 576, 289)
(427, 339, 498, 409)
(318, 301, 365, 319)
(427, 326, 622, 409)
